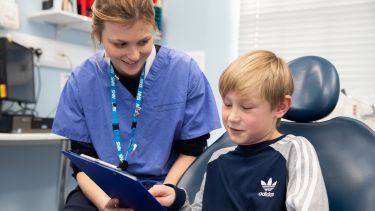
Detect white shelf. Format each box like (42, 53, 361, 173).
(29, 9, 162, 39)
(29, 10, 92, 32)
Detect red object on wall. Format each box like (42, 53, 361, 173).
(77, 0, 95, 17)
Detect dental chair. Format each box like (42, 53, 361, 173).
(177, 56, 375, 211)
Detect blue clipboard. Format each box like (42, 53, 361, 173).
(62, 151, 166, 211)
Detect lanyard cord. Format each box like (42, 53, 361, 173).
(109, 62, 145, 169)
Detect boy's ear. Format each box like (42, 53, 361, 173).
(274, 95, 292, 118)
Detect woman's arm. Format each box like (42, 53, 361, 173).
(76, 172, 134, 211)
(164, 134, 210, 184)
(163, 154, 196, 185)
(76, 172, 112, 210)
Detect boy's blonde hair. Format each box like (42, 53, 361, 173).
(219, 50, 294, 110)
(91, 0, 156, 45)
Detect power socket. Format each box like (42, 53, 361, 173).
(55, 50, 67, 61)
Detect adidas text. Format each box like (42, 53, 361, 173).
(258, 191, 274, 197)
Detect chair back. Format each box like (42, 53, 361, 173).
(279, 56, 375, 211)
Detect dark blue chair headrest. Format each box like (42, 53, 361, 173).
(284, 56, 340, 122)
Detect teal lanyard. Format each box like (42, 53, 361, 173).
(109, 62, 145, 170)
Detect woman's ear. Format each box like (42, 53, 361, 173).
(274, 95, 292, 118)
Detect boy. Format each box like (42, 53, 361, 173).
(149, 50, 329, 211)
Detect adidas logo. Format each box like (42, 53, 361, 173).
(258, 178, 277, 197)
(261, 178, 277, 191)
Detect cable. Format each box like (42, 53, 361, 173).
(34, 48, 43, 103)
(33, 63, 42, 110)
(57, 52, 73, 69)
(28, 47, 43, 117)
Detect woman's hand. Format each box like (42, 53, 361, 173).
(100, 198, 134, 211)
(149, 185, 176, 207)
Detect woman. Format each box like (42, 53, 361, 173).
(52, 0, 220, 210)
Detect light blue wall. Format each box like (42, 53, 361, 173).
(1, 1, 92, 211)
(0, 0, 239, 210)
(163, 0, 239, 111)
(1, 0, 92, 117)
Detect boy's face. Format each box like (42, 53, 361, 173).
(222, 91, 286, 145)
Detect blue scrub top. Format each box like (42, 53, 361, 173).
(52, 46, 221, 182)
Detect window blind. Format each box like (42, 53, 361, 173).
(239, 0, 375, 105)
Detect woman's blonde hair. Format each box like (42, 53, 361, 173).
(219, 50, 294, 110)
(91, 0, 156, 45)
